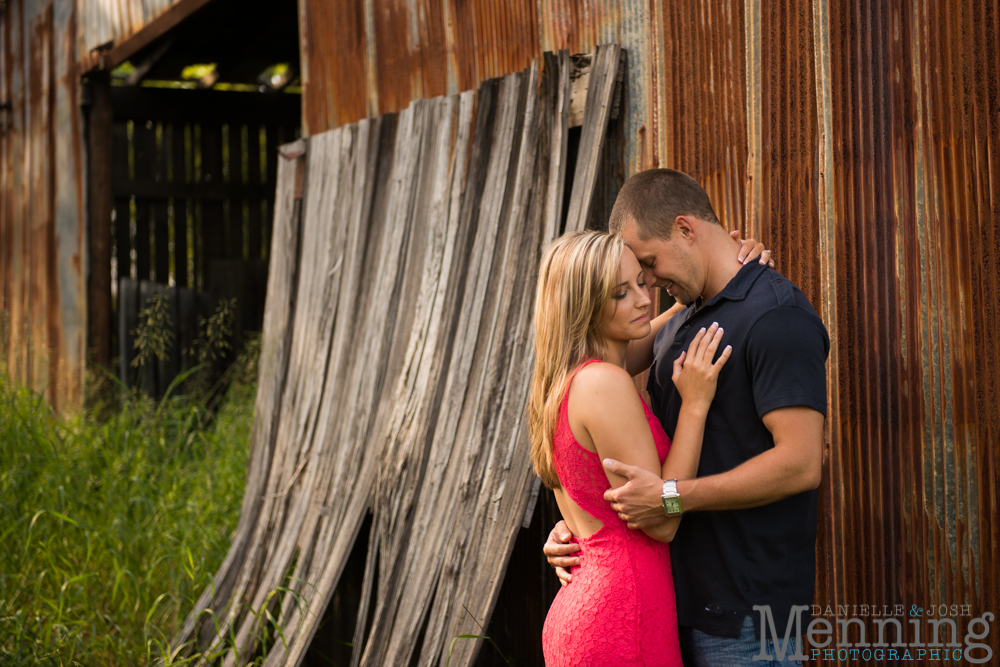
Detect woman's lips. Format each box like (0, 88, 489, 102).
(633, 313, 649, 323)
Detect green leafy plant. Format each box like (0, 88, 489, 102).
(132, 292, 175, 369)
(188, 298, 237, 365)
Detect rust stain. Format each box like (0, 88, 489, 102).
(1, 0, 85, 412)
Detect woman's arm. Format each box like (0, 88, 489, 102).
(578, 326, 730, 543)
(631, 324, 729, 541)
(624, 302, 685, 376)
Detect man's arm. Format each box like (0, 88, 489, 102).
(603, 406, 824, 528)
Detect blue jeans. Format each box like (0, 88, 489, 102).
(680, 615, 804, 667)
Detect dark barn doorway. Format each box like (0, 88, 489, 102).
(86, 0, 301, 397)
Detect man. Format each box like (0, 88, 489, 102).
(544, 169, 829, 666)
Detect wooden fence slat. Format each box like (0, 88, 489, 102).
(180, 48, 621, 667)
(134, 200, 151, 281)
(564, 44, 622, 233)
(118, 277, 139, 388)
(137, 279, 158, 396)
(247, 125, 263, 260)
(543, 50, 571, 242)
(209, 124, 361, 666)
(133, 120, 156, 281)
(200, 123, 225, 276)
(154, 123, 170, 283)
(171, 138, 306, 651)
(227, 122, 244, 259)
(170, 123, 189, 288)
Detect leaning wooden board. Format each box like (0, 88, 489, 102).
(173, 44, 623, 667)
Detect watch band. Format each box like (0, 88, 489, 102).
(661, 479, 683, 517)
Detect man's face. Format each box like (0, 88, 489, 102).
(620, 218, 702, 306)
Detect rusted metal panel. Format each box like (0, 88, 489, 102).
(0, 0, 86, 413)
(296, 0, 1000, 658)
(808, 0, 1000, 659)
(653, 0, 747, 234)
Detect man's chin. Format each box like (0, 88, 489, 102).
(671, 291, 694, 306)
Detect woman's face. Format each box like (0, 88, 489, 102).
(601, 247, 652, 343)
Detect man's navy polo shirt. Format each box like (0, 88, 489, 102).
(648, 262, 829, 638)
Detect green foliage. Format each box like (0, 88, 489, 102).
(132, 292, 175, 369)
(187, 298, 237, 366)
(0, 346, 257, 666)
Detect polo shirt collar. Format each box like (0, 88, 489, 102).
(700, 262, 768, 309)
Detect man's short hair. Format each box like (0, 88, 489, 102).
(608, 168, 721, 240)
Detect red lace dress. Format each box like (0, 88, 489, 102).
(542, 360, 683, 667)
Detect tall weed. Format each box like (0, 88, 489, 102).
(0, 342, 257, 665)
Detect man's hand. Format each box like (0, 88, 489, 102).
(543, 520, 581, 586)
(602, 459, 668, 530)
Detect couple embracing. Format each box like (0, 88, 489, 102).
(528, 169, 829, 666)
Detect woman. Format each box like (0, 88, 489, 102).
(528, 231, 755, 666)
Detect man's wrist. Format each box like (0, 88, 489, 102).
(676, 478, 698, 512)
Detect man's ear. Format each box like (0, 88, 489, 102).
(673, 215, 697, 243)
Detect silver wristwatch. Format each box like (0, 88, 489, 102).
(661, 479, 683, 517)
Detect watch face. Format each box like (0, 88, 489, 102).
(662, 496, 683, 516)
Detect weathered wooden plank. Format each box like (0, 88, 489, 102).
(543, 50, 571, 244)
(117, 277, 138, 389)
(247, 126, 262, 260)
(171, 137, 307, 653)
(428, 57, 561, 667)
(415, 62, 548, 667)
(182, 48, 619, 667)
(200, 123, 225, 273)
(137, 279, 158, 396)
(564, 44, 623, 233)
(260, 114, 391, 667)
(87, 70, 113, 369)
(170, 123, 189, 288)
(214, 123, 367, 666)
(227, 122, 244, 259)
(153, 122, 170, 282)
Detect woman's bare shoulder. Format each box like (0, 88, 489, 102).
(570, 362, 640, 408)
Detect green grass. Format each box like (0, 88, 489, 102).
(0, 364, 256, 666)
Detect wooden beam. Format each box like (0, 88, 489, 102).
(87, 71, 114, 370)
(103, 0, 215, 71)
(111, 87, 301, 127)
(124, 38, 173, 86)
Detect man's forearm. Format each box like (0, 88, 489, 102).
(677, 447, 821, 512)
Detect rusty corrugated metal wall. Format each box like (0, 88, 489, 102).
(0, 0, 86, 413)
(300, 0, 1000, 660)
(810, 0, 1000, 658)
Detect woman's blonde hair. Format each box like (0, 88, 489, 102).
(528, 231, 626, 489)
